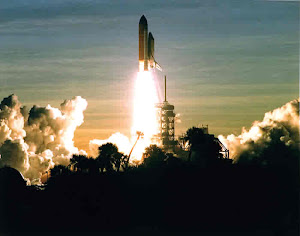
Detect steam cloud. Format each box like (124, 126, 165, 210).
(218, 99, 299, 165)
(89, 132, 131, 158)
(0, 94, 87, 184)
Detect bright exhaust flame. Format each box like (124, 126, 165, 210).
(130, 71, 159, 161)
(89, 71, 160, 164)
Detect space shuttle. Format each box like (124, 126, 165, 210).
(139, 15, 162, 72)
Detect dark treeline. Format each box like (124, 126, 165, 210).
(0, 127, 298, 235)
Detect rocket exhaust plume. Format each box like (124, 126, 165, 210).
(132, 72, 159, 138)
(0, 94, 87, 184)
(130, 71, 160, 161)
(89, 71, 160, 162)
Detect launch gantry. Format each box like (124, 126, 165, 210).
(156, 76, 176, 152)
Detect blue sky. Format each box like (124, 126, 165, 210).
(0, 0, 298, 150)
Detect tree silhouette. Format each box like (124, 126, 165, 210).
(127, 131, 144, 166)
(69, 154, 101, 174)
(50, 165, 69, 177)
(112, 152, 124, 172)
(70, 154, 88, 172)
(121, 154, 130, 170)
(142, 144, 166, 168)
(97, 143, 118, 173)
(83, 158, 99, 174)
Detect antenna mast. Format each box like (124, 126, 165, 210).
(164, 75, 167, 102)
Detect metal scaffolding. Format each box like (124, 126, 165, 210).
(156, 76, 176, 152)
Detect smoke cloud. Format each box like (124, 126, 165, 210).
(0, 94, 87, 184)
(89, 132, 131, 158)
(218, 99, 299, 165)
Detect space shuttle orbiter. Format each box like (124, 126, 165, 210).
(139, 15, 162, 72)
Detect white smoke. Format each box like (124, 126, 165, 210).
(218, 99, 299, 164)
(89, 132, 149, 164)
(0, 94, 87, 184)
(89, 132, 131, 158)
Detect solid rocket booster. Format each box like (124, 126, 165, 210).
(139, 15, 162, 72)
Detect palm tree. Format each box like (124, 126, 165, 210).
(127, 131, 144, 167)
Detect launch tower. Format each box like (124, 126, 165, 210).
(157, 76, 176, 152)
